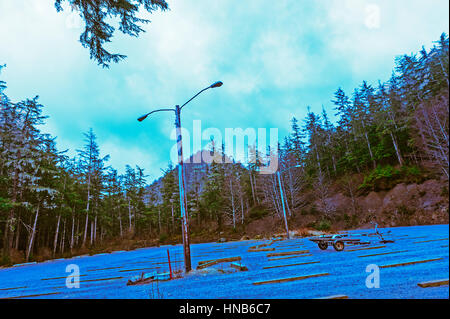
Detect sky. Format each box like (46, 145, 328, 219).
(0, 0, 448, 183)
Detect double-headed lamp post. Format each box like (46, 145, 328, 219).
(277, 164, 301, 239)
(138, 81, 223, 273)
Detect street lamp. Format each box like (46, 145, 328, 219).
(277, 164, 301, 239)
(138, 81, 223, 273)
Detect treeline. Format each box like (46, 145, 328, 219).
(150, 33, 449, 234)
(0, 33, 448, 263)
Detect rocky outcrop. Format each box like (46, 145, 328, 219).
(312, 179, 448, 228)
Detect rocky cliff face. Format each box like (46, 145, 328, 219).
(245, 179, 449, 236)
(313, 179, 449, 229)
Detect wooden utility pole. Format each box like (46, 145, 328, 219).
(175, 105, 192, 272)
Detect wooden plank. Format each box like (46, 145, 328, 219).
(249, 243, 269, 249)
(262, 261, 320, 269)
(12, 262, 37, 267)
(316, 295, 348, 299)
(345, 245, 386, 252)
(252, 272, 329, 285)
(273, 242, 304, 247)
(398, 236, 426, 240)
(267, 250, 309, 257)
(248, 247, 275, 252)
(413, 238, 448, 244)
(268, 254, 313, 261)
(76, 276, 123, 283)
(198, 257, 241, 266)
(2, 292, 61, 299)
(0, 286, 27, 291)
(358, 250, 408, 258)
(417, 279, 449, 288)
(197, 256, 241, 269)
(198, 259, 215, 266)
(230, 263, 248, 271)
(42, 274, 87, 281)
(87, 266, 123, 272)
(380, 257, 443, 269)
(273, 245, 305, 250)
(125, 257, 163, 263)
(153, 260, 183, 265)
(119, 267, 159, 272)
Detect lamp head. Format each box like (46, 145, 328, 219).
(210, 81, 223, 88)
(137, 113, 149, 122)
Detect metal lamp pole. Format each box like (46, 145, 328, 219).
(138, 81, 223, 273)
(277, 165, 301, 239)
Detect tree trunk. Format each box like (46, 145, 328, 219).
(90, 221, 94, 246)
(390, 131, 404, 166)
(249, 171, 256, 205)
(70, 213, 75, 252)
(60, 219, 66, 254)
(240, 193, 245, 224)
(14, 214, 20, 250)
(230, 179, 236, 229)
(3, 167, 19, 256)
(26, 204, 40, 262)
(82, 168, 92, 247)
(118, 209, 123, 237)
(361, 120, 376, 168)
(128, 198, 133, 233)
(53, 214, 61, 257)
(171, 203, 174, 233)
(158, 207, 161, 234)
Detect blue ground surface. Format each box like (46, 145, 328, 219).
(0, 224, 448, 299)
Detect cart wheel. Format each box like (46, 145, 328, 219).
(333, 240, 345, 251)
(318, 242, 328, 250)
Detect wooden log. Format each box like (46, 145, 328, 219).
(252, 272, 329, 285)
(316, 295, 348, 299)
(197, 256, 240, 266)
(248, 247, 275, 252)
(230, 262, 248, 271)
(87, 266, 123, 272)
(380, 258, 442, 269)
(248, 242, 272, 250)
(2, 292, 61, 299)
(268, 254, 313, 261)
(413, 238, 448, 244)
(358, 250, 408, 258)
(398, 236, 426, 240)
(197, 256, 242, 269)
(42, 274, 87, 281)
(273, 244, 305, 250)
(267, 250, 309, 257)
(153, 260, 183, 265)
(76, 276, 123, 283)
(417, 279, 449, 288)
(12, 262, 37, 267)
(198, 259, 214, 266)
(345, 245, 386, 252)
(249, 243, 269, 249)
(263, 261, 320, 269)
(0, 286, 27, 291)
(119, 267, 159, 272)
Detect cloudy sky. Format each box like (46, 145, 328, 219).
(0, 0, 448, 182)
